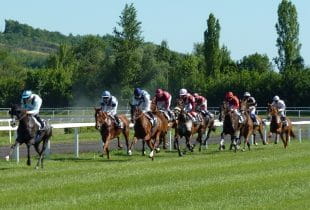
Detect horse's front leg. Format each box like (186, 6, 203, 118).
(5, 141, 19, 161)
(186, 135, 194, 152)
(145, 137, 155, 161)
(123, 129, 130, 155)
(102, 137, 111, 159)
(26, 144, 31, 166)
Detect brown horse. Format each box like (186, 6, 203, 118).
(129, 104, 165, 160)
(267, 104, 295, 148)
(240, 100, 267, 146)
(174, 104, 207, 156)
(94, 108, 130, 159)
(200, 111, 216, 151)
(239, 100, 254, 151)
(219, 102, 243, 152)
(150, 102, 169, 151)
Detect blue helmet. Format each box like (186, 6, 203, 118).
(134, 88, 142, 97)
(102, 90, 111, 98)
(22, 90, 32, 99)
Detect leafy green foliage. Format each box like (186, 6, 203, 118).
(275, 0, 303, 72)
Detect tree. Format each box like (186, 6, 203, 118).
(238, 53, 273, 72)
(203, 13, 221, 77)
(275, 0, 303, 72)
(113, 3, 143, 98)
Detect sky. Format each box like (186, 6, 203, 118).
(0, 0, 309, 66)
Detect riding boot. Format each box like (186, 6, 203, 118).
(34, 115, 45, 130)
(147, 111, 156, 127)
(114, 114, 122, 128)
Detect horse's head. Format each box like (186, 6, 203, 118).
(267, 103, 278, 116)
(239, 100, 248, 114)
(9, 104, 27, 126)
(94, 108, 110, 130)
(219, 101, 228, 122)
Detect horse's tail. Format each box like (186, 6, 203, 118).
(290, 129, 295, 138)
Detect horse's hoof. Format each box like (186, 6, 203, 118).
(254, 143, 258, 146)
(5, 155, 9, 161)
(35, 166, 39, 170)
(128, 150, 132, 156)
(155, 148, 160, 153)
(241, 148, 245, 152)
(149, 151, 154, 158)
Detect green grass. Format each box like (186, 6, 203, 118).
(0, 141, 309, 209)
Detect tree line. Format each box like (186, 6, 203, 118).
(0, 0, 309, 108)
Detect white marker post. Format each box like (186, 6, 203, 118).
(74, 128, 79, 158)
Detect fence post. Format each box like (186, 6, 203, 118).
(74, 128, 79, 158)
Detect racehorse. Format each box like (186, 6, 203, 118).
(200, 111, 216, 151)
(219, 101, 243, 152)
(239, 100, 254, 151)
(173, 99, 206, 156)
(150, 102, 169, 150)
(240, 100, 266, 146)
(267, 103, 295, 148)
(94, 108, 130, 159)
(129, 103, 164, 160)
(6, 104, 52, 169)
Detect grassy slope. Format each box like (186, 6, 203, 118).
(0, 141, 309, 210)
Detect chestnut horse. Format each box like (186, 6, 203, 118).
(240, 100, 266, 146)
(219, 102, 243, 152)
(129, 104, 165, 160)
(6, 104, 52, 169)
(267, 104, 295, 148)
(239, 100, 254, 151)
(94, 108, 130, 159)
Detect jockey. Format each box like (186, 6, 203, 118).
(131, 88, 155, 125)
(193, 93, 213, 118)
(153, 88, 173, 120)
(225, 91, 244, 123)
(21, 90, 45, 130)
(271, 95, 287, 124)
(179, 88, 198, 122)
(100, 90, 121, 128)
(242, 92, 259, 125)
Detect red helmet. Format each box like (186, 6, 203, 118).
(156, 88, 163, 97)
(226, 91, 233, 99)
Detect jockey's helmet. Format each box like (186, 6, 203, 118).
(102, 90, 111, 98)
(244, 92, 251, 97)
(134, 88, 142, 98)
(226, 91, 233, 100)
(179, 88, 187, 96)
(21, 90, 32, 99)
(156, 88, 163, 97)
(273, 95, 280, 102)
(193, 93, 199, 98)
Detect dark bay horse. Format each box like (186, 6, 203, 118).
(129, 104, 165, 160)
(6, 104, 52, 169)
(219, 102, 243, 152)
(174, 107, 207, 156)
(267, 104, 295, 148)
(94, 108, 130, 159)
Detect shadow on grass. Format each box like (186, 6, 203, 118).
(51, 156, 133, 163)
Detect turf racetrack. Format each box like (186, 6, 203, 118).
(0, 141, 309, 209)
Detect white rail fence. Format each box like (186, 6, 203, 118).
(1, 119, 310, 163)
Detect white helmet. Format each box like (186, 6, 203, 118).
(273, 95, 280, 101)
(244, 92, 251, 97)
(179, 88, 187, 96)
